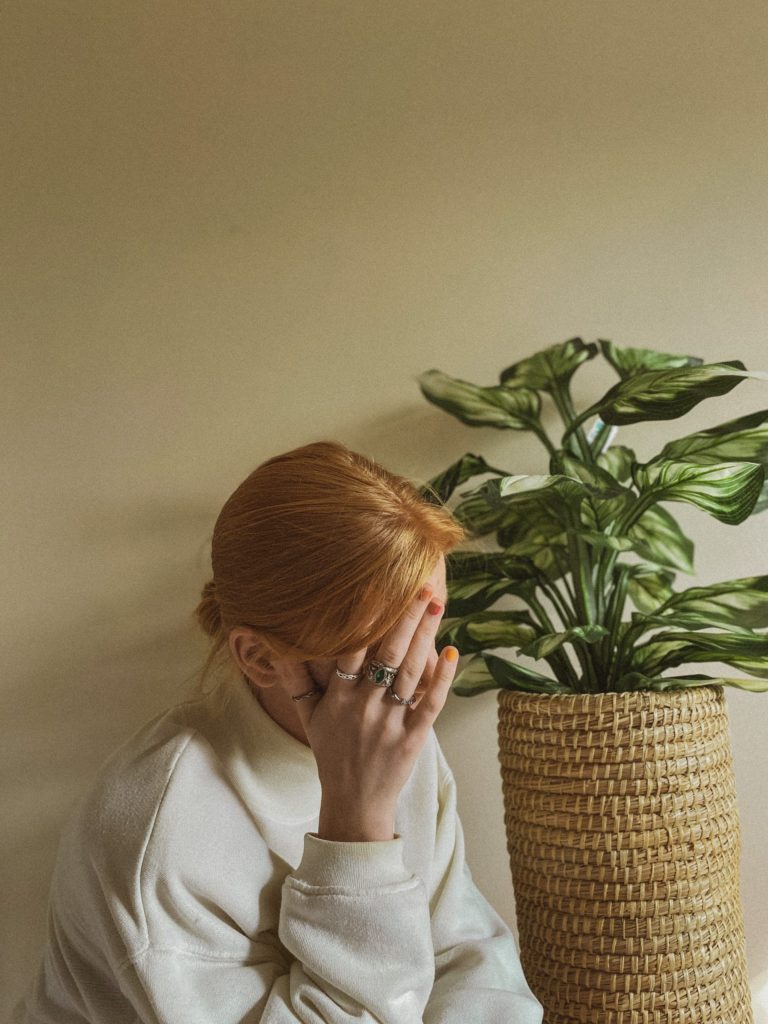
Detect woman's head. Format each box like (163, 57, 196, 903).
(193, 440, 467, 691)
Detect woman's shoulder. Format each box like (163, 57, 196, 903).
(50, 699, 275, 962)
(67, 697, 271, 872)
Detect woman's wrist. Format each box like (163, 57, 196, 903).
(317, 797, 396, 842)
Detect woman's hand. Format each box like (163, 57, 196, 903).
(277, 586, 459, 840)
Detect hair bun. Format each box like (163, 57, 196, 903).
(195, 578, 223, 639)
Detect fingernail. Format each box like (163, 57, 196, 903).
(444, 647, 459, 661)
(419, 585, 433, 601)
(428, 600, 443, 615)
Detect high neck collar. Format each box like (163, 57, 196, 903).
(181, 673, 321, 824)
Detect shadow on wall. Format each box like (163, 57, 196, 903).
(1, 499, 215, 1016)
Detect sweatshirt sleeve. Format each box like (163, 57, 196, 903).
(107, 832, 435, 1024)
(423, 748, 544, 1024)
(276, 832, 435, 1022)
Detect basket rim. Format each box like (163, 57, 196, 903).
(497, 685, 726, 709)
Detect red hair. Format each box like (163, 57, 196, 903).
(193, 440, 466, 691)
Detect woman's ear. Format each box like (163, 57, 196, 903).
(228, 627, 278, 688)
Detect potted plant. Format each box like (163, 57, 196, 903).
(416, 338, 768, 1024)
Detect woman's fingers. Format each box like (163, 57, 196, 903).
(406, 645, 459, 732)
(369, 585, 434, 677)
(277, 659, 322, 729)
(391, 598, 445, 703)
(409, 646, 439, 706)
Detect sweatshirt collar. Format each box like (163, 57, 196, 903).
(184, 673, 321, 824)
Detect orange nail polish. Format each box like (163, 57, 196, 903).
(444, 647, 459, 662)
(419, 585, 433, 601)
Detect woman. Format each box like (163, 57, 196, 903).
(13, 440, 543, 1023)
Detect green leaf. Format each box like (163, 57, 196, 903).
(652, 407, 768, 466)
(450, 655, 499, 696)
(479, 474, 587, 520)
(595, 444, 637, 483)
(499, 337, 599, 392)
(418, 452, 510, 506)
(444, 550, 542, 616)
(518, 623, 608, 660)
(613, 671, 768, 693)
(549, 451, 628, 496)
(500, 522, 571, 577)
(657, 574, 768, 631)
(417, 369, 542, 430)
(569, 529, 635, 553)
(628, 611, 758, 638)
(451, 487, 517, 537)
(633, 459, 765, 525)
(624, 564, 678, 614)
(630, 629, 768, 677)
(578, 360, 768, 427)
(437, 610, 539, 654)
(627, 504, 695, 574)
(597, 339, 704, 380)
(483, 652, 572, 693)
(578, 490, 638, 535)
(724, 657, 768, 679)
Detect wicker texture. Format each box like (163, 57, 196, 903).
(497, 686, 753, 1024)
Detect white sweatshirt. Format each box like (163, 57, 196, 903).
(11, 674, 543, 1024)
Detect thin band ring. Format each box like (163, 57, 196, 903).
(388, 687, 416, 706)
(291, 685, 323, 702)
(334, 668, 362, 680)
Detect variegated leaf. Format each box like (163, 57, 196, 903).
(633, 459, 765, 525)
(652, 407, 768, 466)
(628, 611, 758, 638)
(482, 652, 571, 693)
(499, 337, 598, 392)
(597, 339, 704, 380)
(614, 671, 768, 693)
(625, 564, 678, 614)
(577, 360, 768, 427)
(596, 444, 636, 483)
(630, 629, 768, 677)
(437, 610, 539, 654)
(418, 452, 510, 506)
(444, 550, 541, 616)
(656, 574, 768, 630)
(450, 655, 499, 696)
(550, 451, 628, 496)
(417, 369, 542, 430)
(627, 504, 695, 574)
(518, 623, 608, 660)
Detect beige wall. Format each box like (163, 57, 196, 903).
(2, 0, 767, 1017)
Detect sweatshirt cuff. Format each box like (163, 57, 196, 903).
(292, 832, 414, 888)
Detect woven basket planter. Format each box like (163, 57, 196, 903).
(497, 686, 753, 1024)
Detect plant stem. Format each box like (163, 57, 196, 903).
(590, 420, 613, 460)
(601, 563, 631, 689)
(530, 422, 559, 458)
(563, 510, 600, 691)
(552, 548, 578, 610)
(527, 592, 580, 690)
(537, 574, 576, 629)
(552, 382, 594, 464)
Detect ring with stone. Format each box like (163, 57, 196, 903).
(334, 667, 361, 680)
(366, 658, 400, 688)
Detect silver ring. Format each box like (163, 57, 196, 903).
(388, 687, 416, 706)
(291, 685, 323, 702)
(334, 667, 361, 680)
(366, 658, 400, 688)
